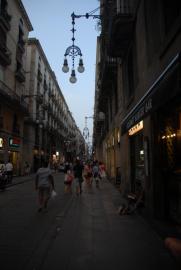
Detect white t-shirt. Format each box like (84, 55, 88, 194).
(5, 162, 13, 171)
(36, 167, 52, 188)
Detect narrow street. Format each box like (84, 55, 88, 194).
(0, 173, 179, 270)
(0, 172, 72, 269)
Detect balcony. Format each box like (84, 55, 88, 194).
(0, 43, 11, 66)
(16, 46, 24, 64)
(99, 55, 118, 95)
(0, 80, 28, 113)
(108, 1, 135, 57)
(37, 70, 42, 82)
(17, 39, 25, 54)
(0, 10, 11, 32)
(43, 80, 48, 91)
(15, 67, 25, 83)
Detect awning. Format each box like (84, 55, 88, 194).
(121, 53, 181, 134)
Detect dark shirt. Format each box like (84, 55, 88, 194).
(73, 163, 83, 178)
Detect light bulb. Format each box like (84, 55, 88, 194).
(62, 58, 69, 73)
(77, 65, 85, 73)
(77, 58, 85, 73)
(69, 76, 77, 83)
(69, 69, 77, 83)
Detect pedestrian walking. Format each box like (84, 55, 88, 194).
(24, 161, 30, 175)
(99, 161, 106, 179)
(73, 158, 84, 195)
(35, 160, 55, 212)
(83, 162, 92, 186)
(64, 169, 74, 193)
(0, 160, 5, 174)
(5, 159, 13, 184)
(92, 161, 100, 187)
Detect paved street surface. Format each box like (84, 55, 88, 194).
(0, 173, 179, 270)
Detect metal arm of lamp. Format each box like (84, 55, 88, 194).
(62, 8, 101, 83)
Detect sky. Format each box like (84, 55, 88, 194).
(21, 0, 100, 143)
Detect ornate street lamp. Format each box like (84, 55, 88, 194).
(62, 13, 84, 83)
(62, 8, 101, 83)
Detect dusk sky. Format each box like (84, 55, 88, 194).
(22, 0, 100, 142)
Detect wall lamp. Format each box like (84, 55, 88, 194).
(62, 7, 101, 83)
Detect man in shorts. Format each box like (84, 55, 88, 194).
(35, 160, 55, 212)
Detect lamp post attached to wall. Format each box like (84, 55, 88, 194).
(62, 8, 100, 83)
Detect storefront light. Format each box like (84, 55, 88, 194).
(128, 121, 143, 136)
(56, 151, 59, 156)
(162, 133, 176, 140)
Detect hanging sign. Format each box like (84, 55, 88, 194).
(9, 137, 21, 147)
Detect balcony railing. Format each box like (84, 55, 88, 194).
(0, 43, 11, 66)
(15, 67, 25, 83)
(37, 70, 42, 82)
(17, 39, 25, 54)
(0, 80, 28, 111)
(107, 0, 136, 57)
(0, 9, 11, 31)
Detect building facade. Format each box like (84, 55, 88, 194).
(0, 0, 33, 175)
(0, 1, 85, 175)
(24, 38, 82, 172)
(93, 0, 181, 224)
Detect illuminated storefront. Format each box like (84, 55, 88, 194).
(128, 121, 144, 193)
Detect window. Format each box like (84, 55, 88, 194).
(144, 1, 161, 63)
(18, 19, 24, 43)
(127, 48, 134, 98)
(0, 0, 7, 13)
(162, 0, 181, 33)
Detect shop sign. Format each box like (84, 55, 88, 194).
(126, 98, 152, 131)
(9, 137, 21, 148)
(128, 121, 143, 136)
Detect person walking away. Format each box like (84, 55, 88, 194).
(83, 163, 92, 186)
(5, 159, 13, 184)
(73, 158, 84, 195)
(35, 160, 55, 212)
(0, 160, 5, 174)
(92, 161, 100, 187)
(99, 161, 106, 180)
(64, 169, 74, 193)
(24, 161, 30, 175)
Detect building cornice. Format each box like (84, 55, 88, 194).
(16, 0, 33, 31)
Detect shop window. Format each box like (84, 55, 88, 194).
(144, 0, 161, 64)
(160, 112, 181, 170)
(130, 132, 144, 193)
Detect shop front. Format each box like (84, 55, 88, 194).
(121, 53, 181, 221)
(129, 121, 145, 194)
